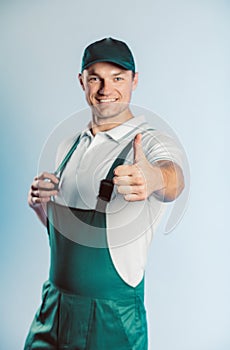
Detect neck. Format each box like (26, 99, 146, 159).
(91, 108, 133, 135)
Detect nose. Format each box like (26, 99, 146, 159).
(98, 79, 113, 96)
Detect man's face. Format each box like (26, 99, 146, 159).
(78, 62, 138, 122)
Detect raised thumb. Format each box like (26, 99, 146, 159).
(133, 133, 145, 163)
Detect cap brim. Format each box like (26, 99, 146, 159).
(82, 58, 134, 72)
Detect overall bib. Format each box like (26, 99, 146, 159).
(24, 135, 148, 350)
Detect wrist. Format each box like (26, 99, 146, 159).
(149, 164, 165, 194)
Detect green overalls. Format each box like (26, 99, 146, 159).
(24, 135, 148, 350)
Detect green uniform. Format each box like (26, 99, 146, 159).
(24, 136, 148, 350)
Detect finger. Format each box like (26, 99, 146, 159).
(124, 193, 146, 202)
(113, 174, 144, 186)
(117, 185, 133, 195)
(117, 185, 145, 195)
(114, 164, 135, 177)
(35, 172, 59, 184)
(31, 189, 59, 198)
(32, 179, 58, 191)
(133, 133, 145, 164)
(31, 196, 51, 205)
(113, 175, 132, 186)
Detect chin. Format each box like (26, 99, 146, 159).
(92, 104, 128, 121)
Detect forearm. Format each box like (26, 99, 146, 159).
(151, 160, 185, 202)
(31, 204, 47, 227)
(28, 197, 48, 226)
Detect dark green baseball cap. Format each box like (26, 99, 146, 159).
(81, 37, 135, 73)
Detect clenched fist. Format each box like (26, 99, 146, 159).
(113, 134, 164, 201)
(28, 172, 59, 207)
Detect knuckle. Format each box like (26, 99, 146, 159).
(114, 166, 121, 175)
(37, 180, 42, 188)
(117, 186, 122, 194)
(31, 197, 38, 205)
(136, 177, 143, 185)
(31, 180, 37, 189)
(113, 176, 118, 184)
(137, 187, 147, 199)
(139, 194, 146, 201)
(124, 194, 131, 201)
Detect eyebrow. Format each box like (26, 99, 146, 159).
(112, 71, 126, 76)
(87, 70, 126, 76)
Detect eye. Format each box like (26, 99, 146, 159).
(114, 77, 123, 81)
(88, 76, 100, 82)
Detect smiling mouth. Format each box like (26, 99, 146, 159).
(96, 98, 117, 103)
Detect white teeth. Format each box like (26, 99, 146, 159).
(99, 99, 116, 103)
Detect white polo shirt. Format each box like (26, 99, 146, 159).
(54, 115, 183, 287)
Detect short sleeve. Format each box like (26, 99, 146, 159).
(142, 129, 185, 169)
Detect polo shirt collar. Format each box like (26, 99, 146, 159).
(105, 115, 148, 142)
(81, 116, 148, 143)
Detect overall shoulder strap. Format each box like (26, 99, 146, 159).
(105, 139, 133, 181)
(96, 128, 155, 206)
(96, 139, 133, 206)
(54, 133, 81, 178)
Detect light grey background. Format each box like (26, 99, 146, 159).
(0, 1, 229, 349)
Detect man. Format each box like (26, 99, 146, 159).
(24, 37, 184, 349)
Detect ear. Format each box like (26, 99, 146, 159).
(78, 73, 85, 91)
(132, 72, 138, 91)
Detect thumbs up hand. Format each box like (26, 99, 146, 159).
(113, 134, 163, 201)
